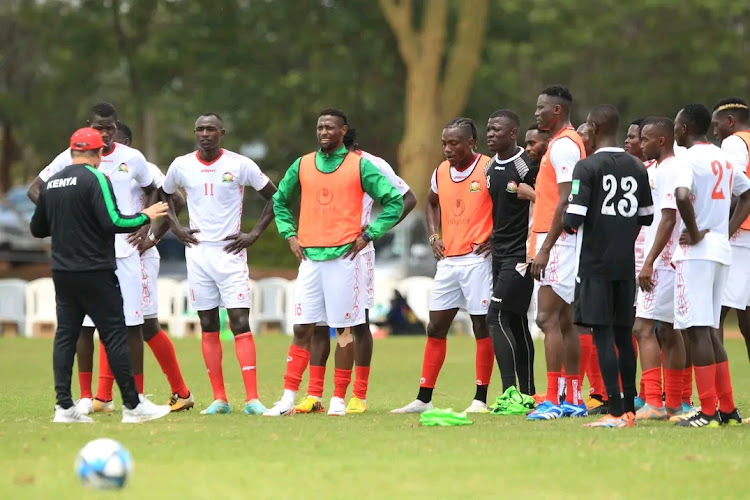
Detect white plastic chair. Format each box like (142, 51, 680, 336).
(169, 280, 201, 338)
(24, 277, 57, 337)
(156, 278, 179, 334)
(0, 279, 27, 336)
(252, 277, 293, 334)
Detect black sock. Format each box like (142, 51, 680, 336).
(592, 325, 625, 417)
(417, 387, 433, 404)
(487, 308, 518, 391)
(614, 325, 637, 414)
(474, 385, 488, 404)
(511, 313, 535, 395)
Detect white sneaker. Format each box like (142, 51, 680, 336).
(53, 405, 94, 423)
(121, 401, 171, 423)
(263, 399, 295, 417)
(390, 399, 434, 414)
(328, 397, 346, 416)
(464, 400, 490, 413)
(75, 398, 94, 415)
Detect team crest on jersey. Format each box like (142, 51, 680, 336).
(222, 172, 234, 182)
(469, 181, 481, 192)
(118, 163, 128, 172)
(650, 179, 655, 189)
(506, 180, 518, 193)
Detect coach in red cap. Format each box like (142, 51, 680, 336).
(29, 127, 172, 424)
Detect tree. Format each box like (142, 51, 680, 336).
(379, 0, 490, 204)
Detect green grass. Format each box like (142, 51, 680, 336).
(1, 336, 748, 500)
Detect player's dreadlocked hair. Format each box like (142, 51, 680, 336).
(319, 107, 348, 126)
(640, 117, 674, 137)
(681, 104, 712, 136)
(444, 117, 477, 142)
(90, 102, 117, 120)
(540, 85, 573, 113)
(489, 109, 521, 128)
(713, 97, 750, 124)
(343, 127, 358, 149)
(116, 122, 133, 142)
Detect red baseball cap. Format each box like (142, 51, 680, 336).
(70, 127, 105, 151)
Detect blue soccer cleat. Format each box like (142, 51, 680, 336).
(527, 401, 564, 420)
(200, 399, 231, 415)
(561, 401, 588, 417)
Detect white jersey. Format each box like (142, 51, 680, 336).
(39, 143, 153, 258)
(131, 162, 166, 260)
(163, 149, 269, 243)
(722, 134, 750, 248)
(359, 150, 409, 253)
(643, 156, 683, 270)
(634, 159, 657, 273)
(673, 143, 750, 264)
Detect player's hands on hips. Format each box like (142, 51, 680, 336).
(287, 235, 306, 261)
(530, 248, 549, 280)
(474, 240, 491, 258)
(343, 236, 367, 261)
(137, 235, 157, 254)
(127, 225, 149, 248)
(679, 228, 709, 246)
(431, 238, 445, 260)
(638, 262, 655, 292)
(517, 183, 535, 201)
(141, 201, 168, 221)
(223, 231, 259, 255)
(173, 225, 200, 247)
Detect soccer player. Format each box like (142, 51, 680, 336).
(576, 123, 594, 157)
(711, 97, 750, 360)
(671, 103, 750, 427)
(563, 104, 653, 428)
(525, 124, 550, 168)
(27, 103, 157, 414)
(483, 110, 536, 410)
(635, 117, 687, 420)
(295, 127, 416, 415)
(162, 113, 278, 415)
(391, 117, 494, 414)
(624, 118, 647, 161)
(527, 85, 588, 420)
(264, 108, 403, 417)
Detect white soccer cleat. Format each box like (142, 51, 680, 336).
(464, 400, 490, 413)
(54, 405, 94, 423)
(75, 397, 94, 415)
(327, 397, 346, 416)
(121, 401, 171, 424)
(390, 399, 434, 414)
(263, 399, 296, 417)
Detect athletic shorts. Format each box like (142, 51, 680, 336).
(675, 259, 728, 330)
(535, 233, 575, 304)
(722, 245, 750, 310)
(430, 258, 492, 315)
(83, 252, 143, 327)
(491, 258, 534, 315)
(185, 242, 251, 311)
(294, 256, 366, 328)
(635, 268, 675, 323)
(360, 249, 375, 310)
(141, 253, 160, 319)
(574, 277, 636, 328)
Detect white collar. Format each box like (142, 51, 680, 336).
(594, 147, 625, 154)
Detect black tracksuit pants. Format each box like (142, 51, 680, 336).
(52, 270, 139, 410)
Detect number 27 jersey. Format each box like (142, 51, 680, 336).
(567, 148, 653, 280)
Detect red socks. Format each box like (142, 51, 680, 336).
(134, 374, 144, 394)
(96, 342, 114, 401)
(284, 344, 310, 391)
(475, 337, 493, 386)
(354, 366, 370, 400)
(693, 364, 717, 416)
(147, 330, 189, 398)
(588, 347, 606, 400)
(580, 333, 593, 385)
(420, 337, 446, 388)
(682, 366, 693, 404)
(663, 368, 683, 409)
(333, 368, 352, 398)
(565, 374, 582, 405)
(79, 372, 93, 400)
(201, 332, 227, 401)
(715, 361, 735, 413)
(308, 365, 326, 398)
(234, 332, 259, 401)
(641, 367, 662, 407)
(546, 371, 561, 403)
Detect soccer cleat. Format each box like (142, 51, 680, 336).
(53, 405, 94, 423)
(674, 411, 721, 428)
(122, 401, 172, 423)
(200, 399, 231, 415)
(682, 402, 695, 414)
(532, 394, 545, 405)
(561, 401, 588, 418)
(635, 403, 668, 421)
(634, 396, 645, 411)
(584, 412, 636, 428)
(669, 406, 700, 422)
(168, 392, 194, 412)
(263, 399, 295, 417)
(527, 401, 564, 420)
(243, 399, 267, 415)
(390, 399, 434, 414)
(345, 396, 367, 414)
(75, 398, 94, 415)
(464, 400, 490, 413)
(585, 396, 604, 411)
(328, 397, 346, 416)
(719, 408, 742, 426)
(93, 398, 115, 413)
(294, 396, 325, 414)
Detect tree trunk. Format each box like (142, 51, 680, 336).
(0, 122, 12, 195)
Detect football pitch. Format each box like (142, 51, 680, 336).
(1, 335, 748, 499)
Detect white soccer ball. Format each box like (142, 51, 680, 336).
(75, 438, 133, 489)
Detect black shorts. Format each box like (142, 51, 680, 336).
(491, 258, 534, 315)
(574, 277, 636, 328)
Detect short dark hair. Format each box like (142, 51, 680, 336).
(630, 117, 645, 128)
(713, 96, 750, 124)
(71, 149, 101, 159)
(540, 84, 573, 113)
(526, 123, 550, 134)
(318, 107, 348, 126)
(640, 116, 675, 137)
(343, 127, 358, 149)
(90, 102, 117, 120)
(681, 103, 712, 135)
(199, 112, 224, 124)
(588, 104, 620, 135)
(116, 121, 133, 142)
(489, 109, 520, 128)
(444, 117, 477, 142)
